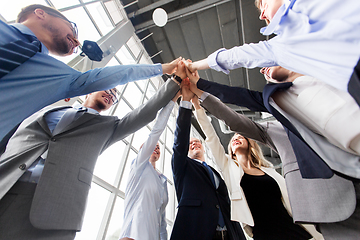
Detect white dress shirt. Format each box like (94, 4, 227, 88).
(207, 0, 360, 92)
(120, 101, 174, 240)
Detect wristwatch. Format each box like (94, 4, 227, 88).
(171, 73, 182, 84)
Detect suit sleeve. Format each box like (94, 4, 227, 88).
(106, 79, 179, 148)
(172, 107, 192, 185)
(201, 95, 277, 151)
(197, 78, 268, 113)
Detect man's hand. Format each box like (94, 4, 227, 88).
(174, 60, 187, 80)
(181, 79, 195, 102)
(162, 57, 181, 74)
(191, 94, 201, 110)
(186, 67, 200, 85)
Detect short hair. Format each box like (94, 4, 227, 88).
(228, 133, 272, 168)
(254, 0, 262, 10)
(17, 4, 69, 23)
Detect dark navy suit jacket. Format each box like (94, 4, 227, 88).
(170, 106, 245, 240)
(197, 78, 333, 179)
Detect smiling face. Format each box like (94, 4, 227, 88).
(150, 143, 161, 162)
(257, 0, 284, 24)
(84, 89, 116, 112)
(188, 138, 204, 160)
(230, 133, 249, 155)
(43, 14, 80, 56)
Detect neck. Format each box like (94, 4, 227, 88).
(83, 102, 102, 113)
(234, 152, 252, 170)
(21, 21, 51, 51)
(149, 158, 156, 169)
(192, 153, 205, 162)
(286, 71, 304, 82)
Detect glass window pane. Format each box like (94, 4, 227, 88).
(106, 57, 120, 66)
(122, 82, 142, 108)
(146, 82, 156, 99)
(105, 197, 125, 240)
(0, 0, 47, 22)
(132, 125, 151, 151)
(95, 141, 126, 185)
(127, 37, 141, 60)
(163, 150, 173, 180)
(119, 149, 137, 192)
(104, 1, 124, 25)
(113, 97, 132, 119)
(62, 8, 101, 43)
(135, 79, 148, 91)
(151, 77, 162, 89)
(74, 183, 111, 240)
(51, 0, 79, 9)
(86, 2, 114, 36)
(116, 45, 136, 64)
(139, 54, 152, 64)
(167, 114, 175, 131)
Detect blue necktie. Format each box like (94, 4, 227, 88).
(202, 161, 226, 228)
(0, 34, 41, 79)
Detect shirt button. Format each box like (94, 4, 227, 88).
(19, 163, 26, 170)
(51, 138, 56, 142)
(216, 205, 220, 209)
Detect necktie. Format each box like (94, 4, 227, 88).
(202, 161, 226, 228)
(52, 107, 87, 135)
(0, 34, 41, 79)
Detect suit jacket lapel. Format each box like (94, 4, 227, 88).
(263, 83, 333, 179)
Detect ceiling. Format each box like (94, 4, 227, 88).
(122, 0, 280, 163)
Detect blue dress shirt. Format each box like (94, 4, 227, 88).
(0, 20, 163, 142)
(207, 0, 360, 93)
(120, 101, 174, 240)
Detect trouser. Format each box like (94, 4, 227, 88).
(319, 182, 360, 240)
(348, 58, 360, 107)
(0, 181, 76, 240)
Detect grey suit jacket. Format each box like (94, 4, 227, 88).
(0, 79, 179, 231)
(201, 95, 355, 224)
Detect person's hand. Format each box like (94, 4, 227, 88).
(186, 67, 200, 85)
(162, 57, 181, 74)
(181, 79, 195, 102)
(189, 81, 204, 98)
(191, 94, 201, 110)
(183, 59, 209, 72)
(172, 90, 181, 102)
(174, 59, 187, 79)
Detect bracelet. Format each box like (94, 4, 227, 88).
(171, 74, 182, 84)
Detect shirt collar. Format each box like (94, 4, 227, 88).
(260, 0, 296, 36)
(73, 103, 99, 115)
(11, 23, 49, 54)
(193, 159, 204, 164)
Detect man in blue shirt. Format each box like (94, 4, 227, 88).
(0, 4, 180, 147)
(185, 0, 360, 107)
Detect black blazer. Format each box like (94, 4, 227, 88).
(197, 78, 333, 179)
(170, 107, 245, 240)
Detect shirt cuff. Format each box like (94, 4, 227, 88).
(207, 48, 230, 74)
(199, 92, 209, 101)
(180, 101, 192, 109)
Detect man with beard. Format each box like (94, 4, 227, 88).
(0, 68, 182, 240)
(0, 4, 180, 151)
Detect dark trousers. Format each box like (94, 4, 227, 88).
(319, 182, 360, 240)
(0, 182, 76, 240)
(348, 58, 360, 107)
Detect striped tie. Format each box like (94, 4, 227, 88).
(0, 35, 40, 79)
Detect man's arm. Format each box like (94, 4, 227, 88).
(201, 94, 277, 151)
(68, 58, 181, 97)
(105, 78, 180, 148)
(184, 68, 268, 112)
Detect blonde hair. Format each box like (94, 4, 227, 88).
(254, 0, 262, 10)
(228, 133, 272, 168)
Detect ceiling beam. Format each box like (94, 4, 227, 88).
(134, 0, 231, 34)
(128, 0, 175, 18)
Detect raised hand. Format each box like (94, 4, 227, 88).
(190, 94, 201, 110)
(185, 67, 200, 84)
(162, 57, 181, 75)
(181, 79, 195, 101)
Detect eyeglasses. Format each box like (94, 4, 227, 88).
(45, 11, 79, 53)
(104, 89, 119, 105)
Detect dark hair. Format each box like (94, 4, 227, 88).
(17, 4, 69, 23)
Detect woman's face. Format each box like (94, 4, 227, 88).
(150, 143, 161, 162)
(258, 0, 284, 24)
(230, 134, 249, 154)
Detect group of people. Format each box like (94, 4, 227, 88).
(1, 1, 360, 240)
